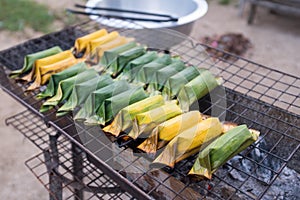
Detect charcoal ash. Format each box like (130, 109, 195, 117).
(263, 167, 300, 200)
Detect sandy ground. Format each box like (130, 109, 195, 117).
(0, 0, 299, 199)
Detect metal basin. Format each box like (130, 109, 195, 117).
(86, 0, 208, 36)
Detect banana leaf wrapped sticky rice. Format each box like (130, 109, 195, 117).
(119, 51, 158, 81)
(75, 80, 131, 122)
(57, 74, 114, 116)
(83, 31, 119, 57)
(25, 50, 85, 91)
(148, 61, 185, 92)
(103, 95, 165, 137)
(40, 68, 99, 112)
(188, 125, 260, 179)
(162, 66, 204, 99)
(10, 46, 63, 78)
(99, 42, 137, 71)
(138, 111, 203, 154)
(152, 117, 223, 168)
(95, 36, 133, 60)
(21, 50, 75, 82)
(133, 54, 177, 84)
(119, 102, 182, 145)
(94, 87, 149, 125)
(105, 45, 147, 76)
(74, 29, 108, 54)
(177, 70, 222, 111)
(37, 62, 88, 99)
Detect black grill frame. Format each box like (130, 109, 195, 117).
(1, 20, 299, 200)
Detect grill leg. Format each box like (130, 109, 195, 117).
(72, 143, 84, 200)
(47, 134, 62, 200)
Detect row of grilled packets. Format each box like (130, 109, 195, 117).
(9, 29, 133, 90)
(8, 29, 260, 179)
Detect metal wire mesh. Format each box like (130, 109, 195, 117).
(0, 20, 299, 200)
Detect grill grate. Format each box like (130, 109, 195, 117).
(7, 110, 132, 200)
(0, 20, 299, 200)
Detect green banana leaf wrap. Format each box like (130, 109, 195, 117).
(133, 55, 178, 84)
(123, 102, 182, 142)
(106, 46, 147, 76)
(9, 46, 63, 78)
(162, 67, 205, 100)
(40, 69, 99, 112)
(188, 125, 259, 179)
(119, 51, 158, 81)
(177, 70, 221, 112)
(148, 61, 185, 92)
(99, 42, 137, 70)
(56, 75, 114, 116)
(95, 87, 149, 125)
(152, 118, 223, 168)
(103, 95, 165, 137)
(74, 80, 131, 122)
(37, 62, 88, 99)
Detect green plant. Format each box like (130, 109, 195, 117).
(0, 0, 55, 32)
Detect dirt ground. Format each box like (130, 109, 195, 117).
(0, 0, 299, 199)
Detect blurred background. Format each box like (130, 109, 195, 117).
(0, 0, 299, 199)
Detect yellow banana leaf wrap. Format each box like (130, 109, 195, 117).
(188, 125, 259, 179)
(74, 29, 108, 54)
(137, 111, 203, 154)
(103, 95, 165, 137)
(120, 102, 182, 144)
(95, 36, 133, 61)
(26, 55, 85, 91)
(152, 117, 223, 168)
(9, 46, 62, 78)
(21, 50, 75, 82)
(83, 31, 119, 58)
